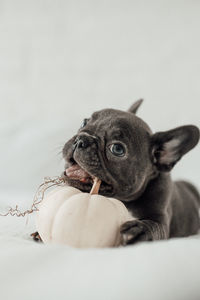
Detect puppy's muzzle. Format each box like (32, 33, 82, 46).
(73, 134, 97, 150)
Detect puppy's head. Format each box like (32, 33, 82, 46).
(62, 100, 199, 202)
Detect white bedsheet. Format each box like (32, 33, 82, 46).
(0, 192, 200, 300)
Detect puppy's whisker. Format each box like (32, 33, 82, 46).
(57, 156, 63, 163)
(56, 150, 63, 157)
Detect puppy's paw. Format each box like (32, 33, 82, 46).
(120, 220, 154, 246)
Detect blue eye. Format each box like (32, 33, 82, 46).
(110, 143, 125, 157)
(81, 118, 89, 128)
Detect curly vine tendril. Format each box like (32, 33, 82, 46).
(0, 176, 65, 217)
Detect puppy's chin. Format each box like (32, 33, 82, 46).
(61, 162, 114, 196)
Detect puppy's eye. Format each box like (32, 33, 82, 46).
(81, 118, 89, 128)
(109, 143, 125, 157)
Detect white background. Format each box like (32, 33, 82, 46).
(0, 3, 200, 300)
(0, 0, 199, 198)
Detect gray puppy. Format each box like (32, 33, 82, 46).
(32, 100, 200, 244)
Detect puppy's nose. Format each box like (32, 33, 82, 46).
(77, 138, 88, 149)
(73, 135, 91, 149)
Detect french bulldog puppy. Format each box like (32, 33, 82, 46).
(31, 100, 200, 245)
(61, 100, 200, 245)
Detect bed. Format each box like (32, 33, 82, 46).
(0, 192, 200, 300)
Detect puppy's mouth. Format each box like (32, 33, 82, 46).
(62, 159, 114, 195)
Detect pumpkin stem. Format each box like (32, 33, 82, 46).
(90, 177, 101, 195)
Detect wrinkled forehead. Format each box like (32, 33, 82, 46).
(91, 109, 152, 138)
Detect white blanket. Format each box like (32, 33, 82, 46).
(0, 193, 200, 300)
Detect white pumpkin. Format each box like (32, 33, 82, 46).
(36, 179, 132, 248)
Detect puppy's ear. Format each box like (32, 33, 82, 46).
(151, 125, 199, 172)
(128, 99, 143, 114)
